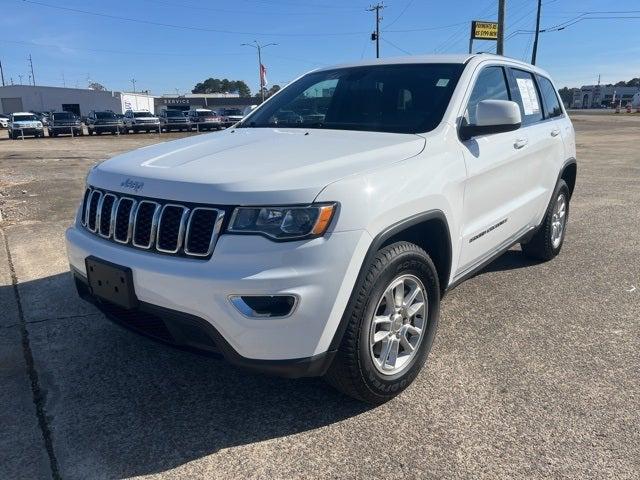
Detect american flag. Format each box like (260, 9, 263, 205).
(260, 64, 268, 86)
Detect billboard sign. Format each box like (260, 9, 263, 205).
(471, 21, 499, 40)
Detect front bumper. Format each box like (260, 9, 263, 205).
(50, 125, 83, 133)
(162, 122, 192, 130)
(11, 127, 43, 136)
(92, 124, 123, 132)
(66, 224, 371, 370)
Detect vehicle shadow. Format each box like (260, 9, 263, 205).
(9, 272, 371, 478)
(479, 249, 540, 275)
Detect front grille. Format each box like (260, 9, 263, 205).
(80, 187, 225, 259)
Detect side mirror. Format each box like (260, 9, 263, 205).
(459, 99, 522, 141)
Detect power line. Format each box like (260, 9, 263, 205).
(384, 0, 415, 28)
(381, 37, 412, 55)
(18, 0, 368, 37)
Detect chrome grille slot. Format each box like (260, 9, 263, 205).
(156, 205, 189, 253)
(80, 187, 224, 258)
(87, 190, 102, 232)
(114, 198, 136, 244)
(80, 188, 91, 226)
(98, 194, 117, 238)
(133, 201, 161, 249)
(185, 208, 223, 257)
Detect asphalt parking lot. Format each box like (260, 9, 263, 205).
(1, 114, 639, 479)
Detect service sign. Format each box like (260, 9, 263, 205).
(471, 21, 498, 40)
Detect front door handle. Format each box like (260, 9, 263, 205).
(551, 128, 561, 137)
(514, 138, 528, 149)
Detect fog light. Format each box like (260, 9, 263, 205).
(229, 295, 297, 318)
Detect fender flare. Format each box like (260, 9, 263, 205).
(327, 210, 451, 352)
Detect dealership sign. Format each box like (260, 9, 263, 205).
(471, 21, 498, 40)
(161, 98, 193, 105)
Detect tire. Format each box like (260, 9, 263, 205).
(324, 241, 440, 404)
(521, 179, 570, 261)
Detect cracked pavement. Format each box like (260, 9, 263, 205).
(0, 115, 639, 479)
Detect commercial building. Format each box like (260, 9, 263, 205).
(0, 85, 155, 116)
(572, 84, 640, 108)
(154, 93, 258, 113)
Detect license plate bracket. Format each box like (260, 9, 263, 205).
(85, 256, 139, 310)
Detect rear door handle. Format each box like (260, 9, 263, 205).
(514, 138, 528, 149)
(551, 129, 560, 137)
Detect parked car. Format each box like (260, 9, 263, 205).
(86, 111, 125, 135)
(188, 108, 222, 131)
(8, 112, 44, 139)
(48, 111, 84, 137)
(123, 110, 160, 133)
(0, 114, 9, 129)
(159, 109, 192, 132)
(33, 112, 50, 127)
(214, 108, 244, 128)
(66, 54, 576, 404)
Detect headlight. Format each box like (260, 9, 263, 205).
(228, 203, 336, 240)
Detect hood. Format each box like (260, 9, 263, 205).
(89, 127, 425, 204)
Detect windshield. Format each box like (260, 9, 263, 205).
(96, 112, 117, 119)
(13, 114, 38, 122)
(195, 111, 215, 117)
(53, 112, 75, 120)
(223, 109, 243, 116)
(165, 110, 183, 117)
(240, 63, 464, 133)
(133, 112, 154, 118)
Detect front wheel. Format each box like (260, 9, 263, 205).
(521, 179, 570, 261)
(324, 241, 440, 404)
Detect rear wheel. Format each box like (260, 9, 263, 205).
(324, 241, 440, 404)
(521, 179, 570, 261)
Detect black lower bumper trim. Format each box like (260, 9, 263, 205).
(73, 271, 335, 378)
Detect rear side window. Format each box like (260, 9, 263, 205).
(537, 76, 563, 118)
(465, 66, 510, 125)
(509, 69, 543, 125)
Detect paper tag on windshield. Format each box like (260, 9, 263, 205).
(516, 78, 540, 115)
(436, 78, 450, 87)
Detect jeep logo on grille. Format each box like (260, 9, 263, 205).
(120, 178, 144, 193)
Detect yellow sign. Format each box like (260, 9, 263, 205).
(472, 21, 498, 40)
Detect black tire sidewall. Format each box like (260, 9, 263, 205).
(549, 181, 570, 254)
(356, 248, 439, 398)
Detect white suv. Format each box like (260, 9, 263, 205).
(123, 110, 160, 134)
(66, 55, 576, 403)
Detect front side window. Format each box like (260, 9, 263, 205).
(240, 63, 464, 134)
(509, 69, 543, 125)
(537, 76, 563, 118)
(465, 66, 510, 125)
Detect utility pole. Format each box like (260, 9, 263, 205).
(0, 59, 5, 86)
(241, 40, 277, 103)
(28, 54, 35, 85)
(131, 78, 137, 93)
(367, 3, 384, 58)
(19, 74, 23, 85)
(531, 0, 542, 64)
(496, 0, 506, 55)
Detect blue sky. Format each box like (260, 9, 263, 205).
(1, 0, 639, 94)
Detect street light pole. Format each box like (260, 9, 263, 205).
(242, 41, 277, 103)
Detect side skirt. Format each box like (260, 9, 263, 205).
(445, 225, 536, 294)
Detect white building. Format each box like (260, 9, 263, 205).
(0, 85, 155, 116)
(572, 84, 640, 108)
